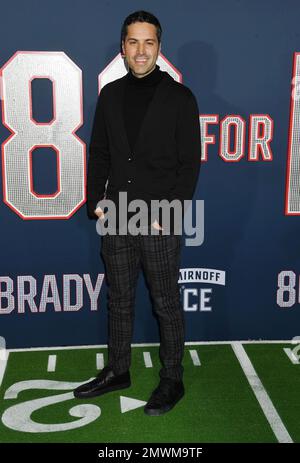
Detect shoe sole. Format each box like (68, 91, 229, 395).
(144, 391, 184, 416)
(73, 381, 131, 399)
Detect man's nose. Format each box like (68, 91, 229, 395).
(137, 42, 146, 55)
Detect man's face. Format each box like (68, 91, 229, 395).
(122, 22, 161, 78)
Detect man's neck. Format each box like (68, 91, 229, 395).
(130, 64, 157, 79)
(127, 64, 162, 86)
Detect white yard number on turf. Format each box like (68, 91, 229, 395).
(2, 379, 100, 432)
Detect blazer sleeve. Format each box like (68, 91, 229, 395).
(170, 89, 201, 213)
(86, 88, 110, 219)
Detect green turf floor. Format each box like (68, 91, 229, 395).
(0, 343, 297, 443)
(244, 343, 300, 443)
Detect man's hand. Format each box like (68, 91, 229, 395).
(151, 219, 164, 230)
(94, 207, 105, 220)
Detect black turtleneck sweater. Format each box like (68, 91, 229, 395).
(123, 64, 163, 152)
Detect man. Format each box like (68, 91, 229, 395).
(74, 10, 201, 416)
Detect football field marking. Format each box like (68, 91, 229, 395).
(2, 379, 100, 433)
(47, 355, 56, 372)
(120, 396, 147, 413)
(0, 352, 9, 388)
(96, 353, 104, 370)
(231, 342, 293, 443)
(7, 340, 295, 353)
(143, 352, 153, 368)
(189, 349, 201, 366)
(283, 348, 300, 364)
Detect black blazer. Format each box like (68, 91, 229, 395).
(87, 69, 201, 221)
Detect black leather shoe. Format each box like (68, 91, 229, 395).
(144, 378, 184, 416)
(73, 366, 131, 399)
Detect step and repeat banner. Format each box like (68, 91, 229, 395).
(0, 0, 299, 348)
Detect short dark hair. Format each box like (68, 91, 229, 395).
(120, 10, 162, 54)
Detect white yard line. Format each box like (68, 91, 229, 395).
(231, 341, 293, 443)
(47, 354, 57, 372)
(96, 353, 104, 370)
(0, 352, 9, 388)
(143, 352, 153, 368)
(7, 340, 294, 353)
(189, 349, 201, 366)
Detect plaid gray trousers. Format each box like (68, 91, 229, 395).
(100, 230, 184, 381)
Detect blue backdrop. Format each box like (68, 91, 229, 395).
(0, 0, 299, 348)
